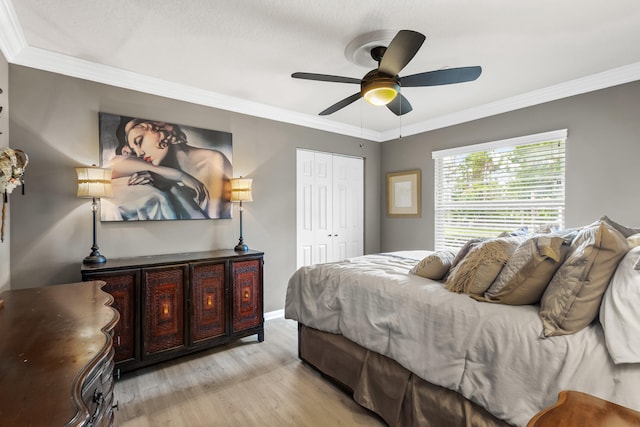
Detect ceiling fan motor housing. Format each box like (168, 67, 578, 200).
(361, 70, 400, 105)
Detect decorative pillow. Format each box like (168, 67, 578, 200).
(539, 221, 629, 337)
(497, 226, 529, 238)
(599, 246, 640, 364)
(443, 238, 484, 281)
(410, 250, 456, 280)
(478, 235, 569, 305)
(627, 233, 640, 248)
(599, 215, 640, 238)
(445, 237, 523, 296)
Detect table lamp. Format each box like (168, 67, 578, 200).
(230, 177, 253, 252)
(76, 166, 112, 264)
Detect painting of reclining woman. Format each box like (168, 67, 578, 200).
(99, 113, 233, 221)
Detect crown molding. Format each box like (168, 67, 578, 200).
(10, 45, 383, 142)
(381, 61, 640, 141)
(0, 0, 26, 60)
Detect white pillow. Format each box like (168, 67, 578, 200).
(599, 246, 640, 364)
(627, 233, 640, 248)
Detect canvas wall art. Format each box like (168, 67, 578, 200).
(99, 113, 233, 221)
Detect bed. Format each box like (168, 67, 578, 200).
(284, 221, 640, 427)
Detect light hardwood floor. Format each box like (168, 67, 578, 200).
(113, 318, 386, 426)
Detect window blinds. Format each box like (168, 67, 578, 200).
(432, 129, 567, 250)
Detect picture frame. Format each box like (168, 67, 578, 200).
(98, 113, 233, 222)
(386, 169, 421, 218)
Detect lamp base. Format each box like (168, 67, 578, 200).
(83, 254, 107, 264)
(234, 238, 249, 252)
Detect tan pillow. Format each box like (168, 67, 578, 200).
(539, 221, 629, 337)
(445, 237, 522, 295)
(410, 250, 456, 280)
(600, 215, 640, 238)
(477, 235, 569, 305)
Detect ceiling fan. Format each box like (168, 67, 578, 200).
(292, 30, 482, 116)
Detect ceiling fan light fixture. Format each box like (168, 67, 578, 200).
(362, 78, 400, 106)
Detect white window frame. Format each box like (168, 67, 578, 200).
(432, 129, 567, 250)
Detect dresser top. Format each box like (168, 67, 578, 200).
(81, 248, 264, 272)
(0, 281, 118, 426)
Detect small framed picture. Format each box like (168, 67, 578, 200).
(386, 169, 421, 217)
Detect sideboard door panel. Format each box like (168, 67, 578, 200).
(83, 269, 139, 364)
(142, 265, 187, 356)
(190, 261, 226, 344)
(231, 259, 262, 334)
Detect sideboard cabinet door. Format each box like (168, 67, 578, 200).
(231, 258, 263, 338)
(82, 269, 139, 365)
(190, 261, 227, 345)
(142, 265, 188, 357)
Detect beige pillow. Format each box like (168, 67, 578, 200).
(600, 215, 640, 238)
(445, 237, 522, 295)
(539, 221, 629, 337)
(477, 235, 568, 305)
(410, 250, 456, 280)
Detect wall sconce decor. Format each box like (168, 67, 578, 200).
(76, 166, 112, 264)
(230, 177, 253, 252)
(0, 148, 29, 242)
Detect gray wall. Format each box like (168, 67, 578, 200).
(0, 51, 8, 292)
(381, 80, 640, 252)
(8, 65, 381, 313)
(9, 62, 640, 310)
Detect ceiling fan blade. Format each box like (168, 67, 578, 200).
(400, 66, 482, 87)
(386, 93, 413, 116)
(319, 93, 362, 116)
(292, 72, 361, 84)
(378, 30, 426, 76)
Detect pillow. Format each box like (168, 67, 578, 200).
(477, 235, 569, 305)
(600, 215, 640, 238)
(539, 221, 629, 337)
(599, 246, 640, 364)
(443, 238, 483, 281)
(410, 250, 456, 280)
(497, 226, 528, 238)
(445, 237, 523, 296)
(627, 233, 640, 248)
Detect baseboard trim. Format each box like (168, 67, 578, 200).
(264, 309, 284, 321)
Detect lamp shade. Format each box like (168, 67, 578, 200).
(76, 167, 113, 198)
(230, 178, 253, 202)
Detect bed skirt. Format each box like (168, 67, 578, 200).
(298, 323, 514, 427)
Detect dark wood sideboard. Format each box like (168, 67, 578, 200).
(81, 249, 264, 375)
(0, 281, 118, 427)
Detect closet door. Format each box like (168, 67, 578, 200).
(297, 149, 363, 267)
(332, 154, 364, 261)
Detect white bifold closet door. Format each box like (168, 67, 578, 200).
(297, 149, 364, 268)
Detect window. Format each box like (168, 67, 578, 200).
(433, 129, 566, 250)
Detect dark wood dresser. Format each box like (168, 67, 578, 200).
(528, 390, 640, 426)
(81, 249, 264, 375)
(0, 281, 118, 427)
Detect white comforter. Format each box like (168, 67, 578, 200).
(284, 251, 640, 427)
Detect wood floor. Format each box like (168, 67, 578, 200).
(113, 317, 386, 426)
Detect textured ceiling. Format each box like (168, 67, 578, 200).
(2, 0, 640, 141)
